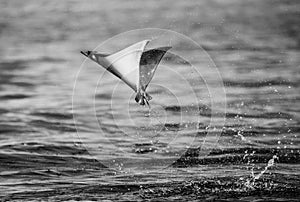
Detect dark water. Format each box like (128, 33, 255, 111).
(1, 0, 300, 201)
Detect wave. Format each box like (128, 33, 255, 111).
(223, 78, 299, 88)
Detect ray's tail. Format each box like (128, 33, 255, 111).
(135, 91, 152, 106)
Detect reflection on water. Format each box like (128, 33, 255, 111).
(0, 0, 299, 201)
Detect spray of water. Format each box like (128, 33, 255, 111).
(244, 155, 279, 189)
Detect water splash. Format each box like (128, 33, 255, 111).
(244, 155, 279, 189)
(237, 130, 247, 141)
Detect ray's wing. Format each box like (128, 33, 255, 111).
(139, 47, 171, 91)
(83, 40, 150, 92)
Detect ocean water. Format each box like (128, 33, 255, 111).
(0, 0, 300, 201)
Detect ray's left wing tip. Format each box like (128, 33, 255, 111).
(80, 50, 92, 57)
(80, 51, 88, 57)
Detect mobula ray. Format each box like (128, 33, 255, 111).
(81, 40, 171, 106)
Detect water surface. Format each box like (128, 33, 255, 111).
(0, 0, 299, 201)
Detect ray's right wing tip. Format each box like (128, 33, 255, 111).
(159, 46, 172, 52)
(141, 39, 151, 48)
(144, 39, 151, 43)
